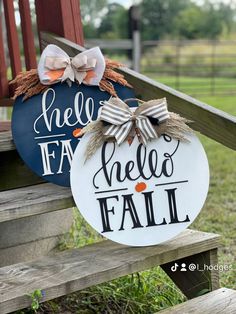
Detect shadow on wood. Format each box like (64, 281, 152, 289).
(161, 248, 219, 299)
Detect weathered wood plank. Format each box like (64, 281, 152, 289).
(0, 208, 73, 250)
(0, 237, 59, 268)
(158, 288, 236, 313)
(161, 248, 219, 299)
(85, 39, 133, 49)
(121, 68, 236, 151)
(0, 148, 44, 191)
(0, 122, 11, 133)
(40, 32, 85, 53)
(0, 131, 14, 151)
(0, 208, 73, 266)
(0, 98, 13, 107)
(40, 32, 236, 150)
(0, 229, 220, 314)
(0, 183, 74, 222)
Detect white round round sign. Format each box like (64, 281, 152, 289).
(71, 133, 209, 246)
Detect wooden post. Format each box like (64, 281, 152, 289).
(161, 249, 219, 299)
(3, 0, 22, 77)
(0, 12, 8, 98)
(129, 6, 141, 72)
(211, 41, 216, 96)
(175, 41, 181, 90)
(19, 0, 37, 70)
(35, 0, 84, 51)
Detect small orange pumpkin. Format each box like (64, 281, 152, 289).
(135, 182, 147, 193)
(127, 136, 134, 146)
(73, 128, 82, 138)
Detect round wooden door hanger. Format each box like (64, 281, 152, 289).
(71, 133, 209, 246)
(12, 82, 137, 187)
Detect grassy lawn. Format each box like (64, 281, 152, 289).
(146, 74, 236, 98)
(16, 77, 236, 313)
(193, 95, 236, 289)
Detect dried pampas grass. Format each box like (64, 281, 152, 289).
(10, 69, 48, 100)
(78, 112, 193, 161)
(154, 112, 193, 141)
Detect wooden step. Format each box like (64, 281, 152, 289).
(0, 131, 44, 190)
(0, 121, 11, 133)
(0, 229, 219, 314)
(0, 131, 14, 152)
(159, 287, 236, 313)
(0, 183, 74, 222)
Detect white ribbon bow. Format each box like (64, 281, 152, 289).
(99, 97, 170, 145)
(38, 44, 106, 86)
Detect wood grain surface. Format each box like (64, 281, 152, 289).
(159, 288, 236, 313)
(0, 183, 74, 222)
(0, 229, 219, 314)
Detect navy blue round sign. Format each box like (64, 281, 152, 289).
(12, 82, 137, 186)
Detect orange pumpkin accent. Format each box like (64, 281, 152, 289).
(135, 182, 147, 193)
(46, 69, 64, 82)
(83, 70, 96, 84)
(73, 128, 82, 138)
(127, 136, 134, 146)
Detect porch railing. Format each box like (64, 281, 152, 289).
(0, 0, 83, 105)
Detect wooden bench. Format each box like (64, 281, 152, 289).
(0, 32, 235, 313)
(158, 288, 236, 313)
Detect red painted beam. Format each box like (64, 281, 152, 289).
(3, 0, 22, 77)
(0, 14, 9, 97)
(19, 0, 37, 70)
(35, 0, 84, 51)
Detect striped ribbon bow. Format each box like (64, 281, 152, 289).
(100, 97, 170, 145)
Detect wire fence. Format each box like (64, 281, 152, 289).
(86, 39, 236, 97)
(140, 40, 236, 96)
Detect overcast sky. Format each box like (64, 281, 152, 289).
(112, 0, 236, 7)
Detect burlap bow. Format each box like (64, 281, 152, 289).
(38, 44, 105, 86)
(100, 97, 170, 145)
(75, 97, 192, 161)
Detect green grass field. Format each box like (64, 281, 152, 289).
(16, 76, 236, 314)
(147, 74, 236, 99)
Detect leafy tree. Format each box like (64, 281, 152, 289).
(83, 24, 98, 39)
(206, 1, 235, 36)
(201, 3, 223, 39)
(80, 0, 107, 38)
(174, 5, 207, 39)
(174, 1, 232, 39)
(80, 0, 108, 25)
(80, 0, 236, 40)
(98, 3, 128, 39)
(141, 0, 190, 40)
(141, 0, 236, 40)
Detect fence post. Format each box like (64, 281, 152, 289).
(211, 41, 216, 96)
(129, 5, 141, 72)
(35, 0, 84, 50)
(175, 41, 181, 90)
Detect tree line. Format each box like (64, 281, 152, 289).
(80, 0, 236, 40)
